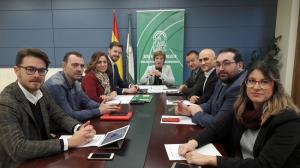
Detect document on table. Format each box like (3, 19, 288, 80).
(59, 134, 105, 148)
(161, 115, 196, 125)
(166, 99, 193, 106)
(106, 95, 134, 104)
(164, 143, 222, 161)
(139, 85, 168, 93)
(162, 89, 180, 93)
(139, 85, 168, 90)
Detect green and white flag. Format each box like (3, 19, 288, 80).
(136, 9, 185, 85)
(126, 13, 134, 83)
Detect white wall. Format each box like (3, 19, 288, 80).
(276, 0, 300, 95)
(0, 68, 61, 92)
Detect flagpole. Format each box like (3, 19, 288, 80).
(126, 13, 135, 83)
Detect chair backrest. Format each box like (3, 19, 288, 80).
(0, 68, 62, 92)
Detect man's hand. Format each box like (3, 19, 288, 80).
(178, 84, 188, 93)
(130, 84, 139, 90)
(123, 86, 138, 94)
(99, 101, 120, 114)
(189, 96, 199, 104)
(175, 101, 192, 116)
(68, 121, 96, 148)
(189, 104, 203, 116)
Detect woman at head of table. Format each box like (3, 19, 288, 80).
(140, 50, 175, 86)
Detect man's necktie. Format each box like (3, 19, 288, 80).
(113, 64, 118, 87)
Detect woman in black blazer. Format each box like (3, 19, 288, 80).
(178, 55, 300, 168)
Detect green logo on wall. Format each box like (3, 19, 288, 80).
(137, 9, 185, 86)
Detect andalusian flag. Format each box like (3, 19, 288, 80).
(126, 13, 134, 83)
(111, 10, 123, 79)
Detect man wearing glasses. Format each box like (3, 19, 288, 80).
(44, 51, 120, 121)
(0, 48, 96, 167)
(176, 48, 247, 127)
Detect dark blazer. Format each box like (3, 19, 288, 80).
(184, 68, 203, 90)
(82, 72, 107, 103)
(190, 69, 218, 104)
(0, 82, 79, 168)
(109, 63, 129, 94)
(194, 109, 300, 168)
(192, 70, 247, 127)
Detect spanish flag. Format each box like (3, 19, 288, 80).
(111, 10, 123, 79)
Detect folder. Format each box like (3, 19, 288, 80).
(100, 112, 132, 121)
(130, 94, 152, 104)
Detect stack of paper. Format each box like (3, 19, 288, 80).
(106, 95, 134, 104)
(60, 134, 105, 147)
(139, 85, 168, 93)
(164, 143, 222, 160)
(166, 100, 193, 106)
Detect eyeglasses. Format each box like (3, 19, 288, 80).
(215, 61, 236, 69)
(18, 66, 48, 76)
(245, 79, 272, 89)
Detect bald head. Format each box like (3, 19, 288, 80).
(199, 48, 216, 72)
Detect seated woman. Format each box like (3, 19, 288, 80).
(178, 55, 300, 168)
(140, 50, 175, 86)
(82, 51, 117, 103)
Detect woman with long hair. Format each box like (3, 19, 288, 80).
(178, 55, 300, 167)
(82, 51, 117, 103)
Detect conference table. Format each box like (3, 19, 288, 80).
(19, 93, 220, 168)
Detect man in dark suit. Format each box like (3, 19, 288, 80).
(176, 48, 247, 127)
(0, 48, 96, 168)
(188, 49, 218, 104)
(178, 50, 203, 96)
(108, 41, 138, 94)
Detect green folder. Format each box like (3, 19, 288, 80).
(130, 94, 153, 104)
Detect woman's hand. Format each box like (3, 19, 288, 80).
(178, 139, 198, 156)
(185, 152, 217, 166)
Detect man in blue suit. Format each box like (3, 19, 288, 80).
(176, 48, 247, 127)
(107, 42, 138, 94)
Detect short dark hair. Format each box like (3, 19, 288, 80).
(186, 50, 199, 57)
(153, 50, 166, 61)
(16, 48, 50, 68)
(63, 51, 83, 63)
(218, 48, 243, 63)
(109, 41, 123, 50)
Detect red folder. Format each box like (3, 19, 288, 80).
(100, 112, 132, 121)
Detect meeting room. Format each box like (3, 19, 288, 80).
(0, 0, 300, 168)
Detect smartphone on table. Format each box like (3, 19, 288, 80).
(87, 153, 114, 160)
(171, 162, 201, 168)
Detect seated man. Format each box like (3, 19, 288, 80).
(176, 48, 247, 127)
(0, 48, 95, 167)
(140, 50, 175, 86)
(178, 50, 203, 96)
(108, 41, 138, 94)
(189, 48, 218, 104)
(44, 51, 120, 121)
